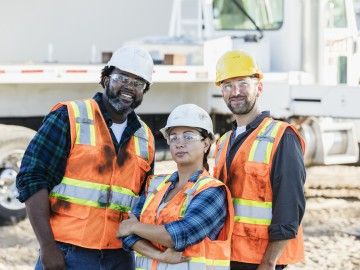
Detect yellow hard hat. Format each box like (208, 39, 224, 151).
(215, 50, 263, 86)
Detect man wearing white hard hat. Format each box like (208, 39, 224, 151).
(16, 46, 155, 269)
(119, 104, 234, 270)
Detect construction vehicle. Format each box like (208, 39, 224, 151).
(0, 0, 359, 223)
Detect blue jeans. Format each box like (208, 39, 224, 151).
(35, 242, 135, 270)
(230, 262, 287, 270)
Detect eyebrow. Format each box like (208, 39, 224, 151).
(169, 130, 197, 135)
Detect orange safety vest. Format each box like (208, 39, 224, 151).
(213, 117, 305, 265)
(48, 99, 154, 249)
(136, 171, 234, 270)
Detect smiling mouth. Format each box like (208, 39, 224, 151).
(119, 92, 134, 102)
(230, 97, 246, 102)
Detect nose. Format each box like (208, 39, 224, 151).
(230, 85, 242, 95)
(174, 139, 185, 147)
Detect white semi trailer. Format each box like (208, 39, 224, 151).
(0, 0, 359, 222)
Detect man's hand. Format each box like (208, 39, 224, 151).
(256, 262, 276, 270)
(158, 248, 189, 264)
(40, 242, 66, 270)
(257, 239, 289, 270)
(25, 189, 65, 269)
(117, 212, 139, 237)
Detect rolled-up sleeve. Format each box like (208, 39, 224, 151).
(122, 234, 142, 251)
(121, 191, 147, 250)
(16, 106, 70, 202)
(269, 128, 306, 241)
(164, 186, 227, 251)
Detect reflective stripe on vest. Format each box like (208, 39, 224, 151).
(142, 176, 221, 218)
(136, 252, 230, 270)
(50, 177, 139, 212)
(134, 120, 150, 161)
(233, 198, 272, 225)
(70, 100, 96, 146)
(71, 100, 150, 161)
(140, 175, 172, 215)
(248, 119, 282, 164)
(215, 131, 231, 164)
(179, 177, 216, 217)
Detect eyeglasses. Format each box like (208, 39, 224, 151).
(168, 132, 204, 145)
(109, 73, 147, 92)
(221, 78, 256, 93)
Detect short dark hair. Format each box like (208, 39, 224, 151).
(99, 66, 115, 88)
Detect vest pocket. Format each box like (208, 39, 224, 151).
(50, 198, 92, 245)
(137, 156, 151, 172)
(233, 222, 269, 239)
(232, 223, 269, 262)
(50, 199, 90, 219)
(244, 162, 270, 200)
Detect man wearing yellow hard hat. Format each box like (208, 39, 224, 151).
(213, 50, 306, 270)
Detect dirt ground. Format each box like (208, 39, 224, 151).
(1, 161, 359, 270)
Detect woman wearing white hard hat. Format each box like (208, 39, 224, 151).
(118, 104, 234, 270)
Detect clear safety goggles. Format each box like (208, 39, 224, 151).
(168, 132, 204, 145)
(110, 73, 147, 92)
(221, 77, 256, 93)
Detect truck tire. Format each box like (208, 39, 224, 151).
(355, 143, 360, 166)
(347, 143, 360, 166)
(0, 124, 35, 224)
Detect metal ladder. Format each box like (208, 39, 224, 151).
(168, 0, 208, 40)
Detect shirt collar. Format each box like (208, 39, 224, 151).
(93, 92, 140, 129)
(166, 170, 204, 184)
(231, 111, 270, 131)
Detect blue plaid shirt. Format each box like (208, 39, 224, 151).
(122, 170, 227, 252)
(16, 92, 153, 202)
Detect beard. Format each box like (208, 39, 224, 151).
(226, 94, 257, 115)
(104, 86, 143, 114)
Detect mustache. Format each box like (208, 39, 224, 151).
(105, 85, 143, 112)
(229, 94, 247, 100)
(108, 88, 135, 99)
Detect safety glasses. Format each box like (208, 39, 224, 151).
(168, 132, 204, 145)
(221, 77, 256, 93)
(109, 73, 147, 92)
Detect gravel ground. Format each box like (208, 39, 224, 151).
(287, 198, 360, 270)
(1, 162, 359, 270)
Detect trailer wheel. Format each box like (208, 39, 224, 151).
(355, 143, 360, 166)
(0, 125, 35, 224)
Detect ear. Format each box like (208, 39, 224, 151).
(256, 81, 263, 97)
(143, 83, 150, 94)
(104, 76, 110, 88)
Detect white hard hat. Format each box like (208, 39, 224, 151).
(107, 46, 154, 84)
(160, 104, 214, 141)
